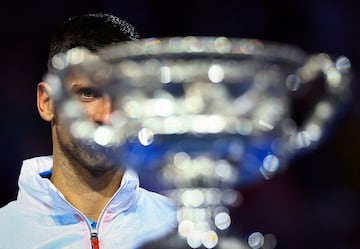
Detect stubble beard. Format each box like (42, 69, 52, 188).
(56, 126, 121, 173)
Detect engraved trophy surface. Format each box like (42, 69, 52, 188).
(45, 37, 350, 249)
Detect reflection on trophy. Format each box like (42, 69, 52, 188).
(45, 37, 351, 249)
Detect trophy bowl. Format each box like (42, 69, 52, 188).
(45, 37, 351, 249)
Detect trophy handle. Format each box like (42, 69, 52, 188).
(288, 53, 350, 150)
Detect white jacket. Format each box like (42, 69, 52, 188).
(0, 156, 177, 249)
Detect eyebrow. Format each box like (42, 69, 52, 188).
(68, 80, 93, 91)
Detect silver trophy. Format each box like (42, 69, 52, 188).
(45, 37, 351, 249)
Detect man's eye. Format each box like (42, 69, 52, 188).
(76, 88, 102, 101)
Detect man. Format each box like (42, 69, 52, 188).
(0, 13, 177, 249)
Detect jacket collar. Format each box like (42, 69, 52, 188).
(17, 156, 140, 216)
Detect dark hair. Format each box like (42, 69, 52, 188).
(48, 13, 140, 61)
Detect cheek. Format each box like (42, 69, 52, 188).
(82, 99, 112, 123)
(54, 116, 71, 137)
(82, 101, 102, 119)
(53, 110, 77, 141)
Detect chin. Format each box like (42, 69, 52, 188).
(69, 140, 124, 173)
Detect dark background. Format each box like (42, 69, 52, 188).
(1, 1, 359, 248)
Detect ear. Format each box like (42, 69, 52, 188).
(37, 82, 55, 121)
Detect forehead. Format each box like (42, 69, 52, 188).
(64, 65, 111, 88)
(64, 71, 92, 88)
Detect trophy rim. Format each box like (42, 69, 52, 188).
(98, 36, 309, 66)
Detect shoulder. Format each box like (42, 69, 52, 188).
(129, 188, 178, 244)
(138, 188, 176, 210)
(0, 201, 33, 226)
(0, 201, 39, 227)
(0, 201, 24, 242)
(137, 187, 177, 225)
(0, 201, 17, 218)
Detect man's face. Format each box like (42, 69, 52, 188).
(53, 74, 121, 172)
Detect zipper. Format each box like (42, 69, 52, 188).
(55, 186, 123, 249)
(54, 191, 102, 249)
(91, 229, 100, 249)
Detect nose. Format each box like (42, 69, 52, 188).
(93, 95, 112, 125)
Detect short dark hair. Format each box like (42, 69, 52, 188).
(48, 13, 140, 61)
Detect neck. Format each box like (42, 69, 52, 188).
(50, 154, 124, 221)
